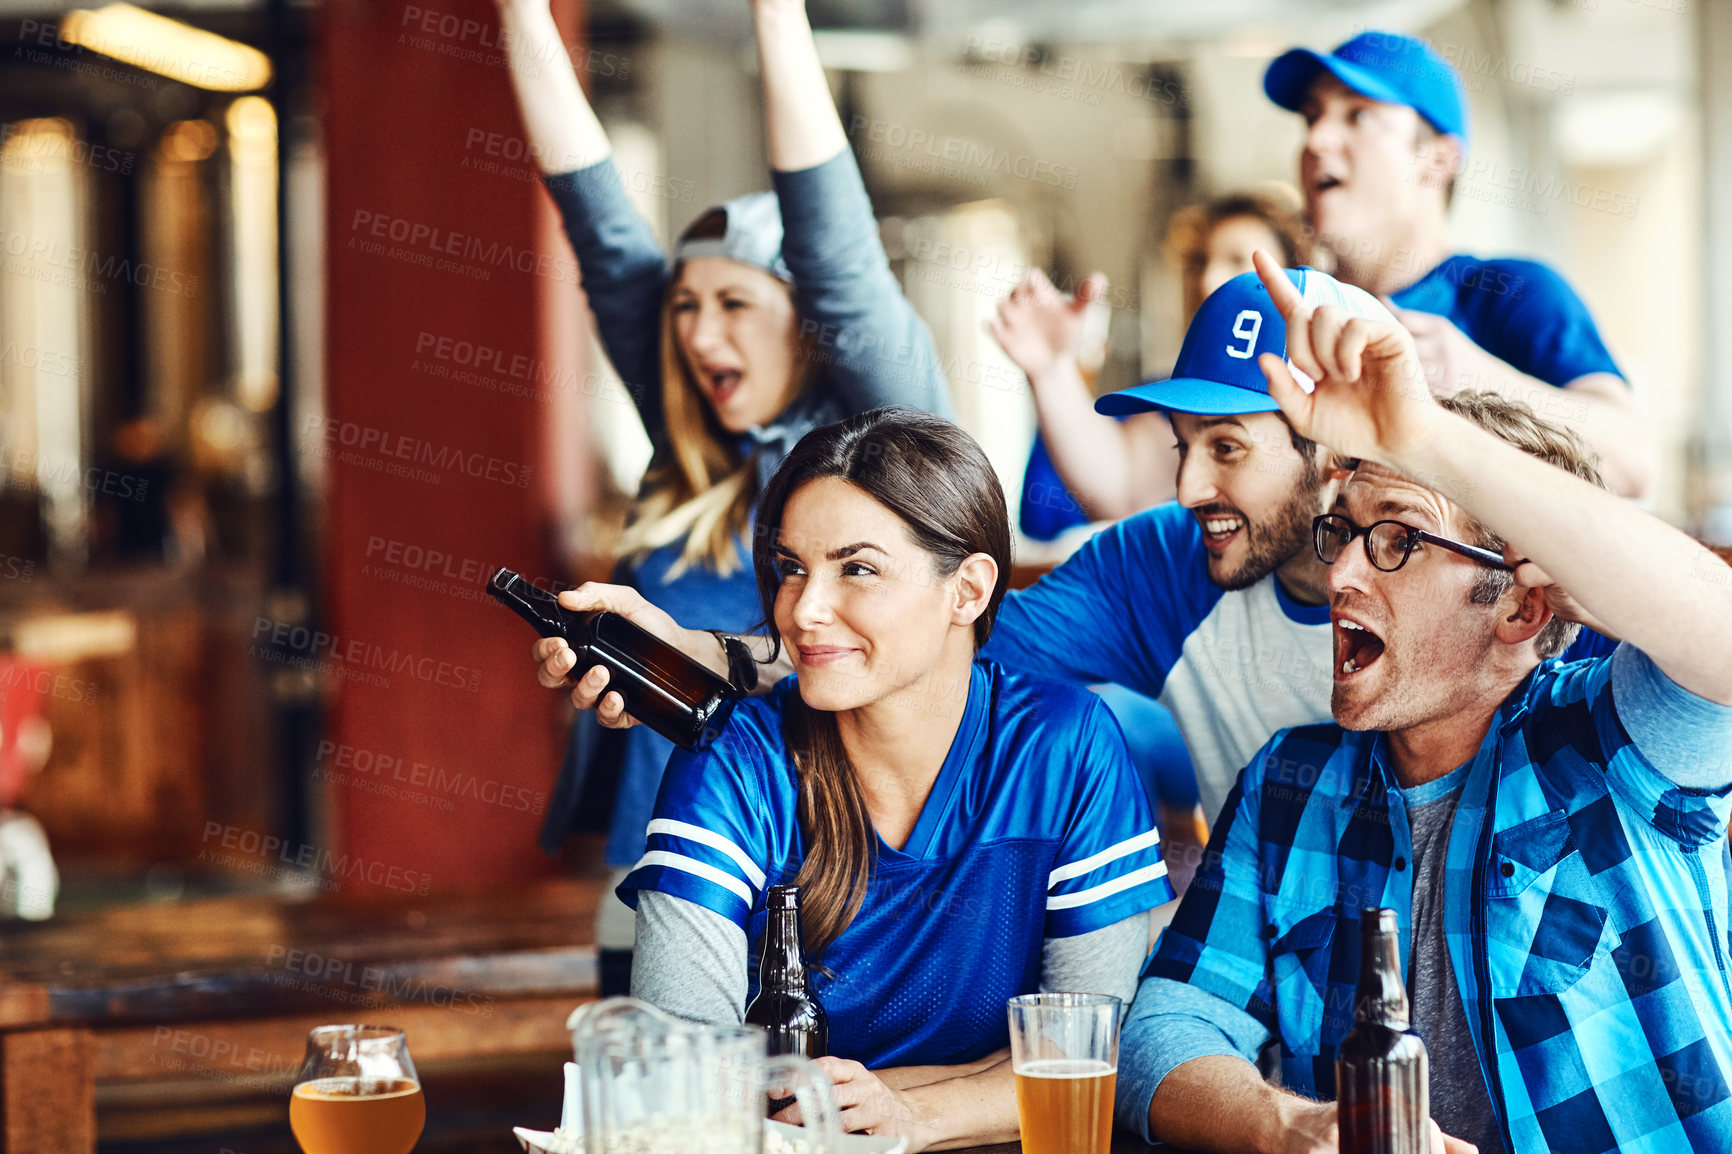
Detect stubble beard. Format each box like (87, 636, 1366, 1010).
(1206, 462, 1327, 593)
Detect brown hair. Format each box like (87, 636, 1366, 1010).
(750, 408, 1012, 960)
(616, 224, 810, 579)
(1165, 190, 1312, 321)
(1436, 392, 1606, 659)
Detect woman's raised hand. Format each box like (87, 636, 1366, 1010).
(492, 0, 612, 174)
(989, 267, 1107, 382)
(750, 0, 847, 172)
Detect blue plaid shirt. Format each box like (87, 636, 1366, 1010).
(1119, 647, 1732, 1153)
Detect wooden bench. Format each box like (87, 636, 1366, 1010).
(0, 879, 599, 1152)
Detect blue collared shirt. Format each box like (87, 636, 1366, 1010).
(1118, 644, 1732, 1154)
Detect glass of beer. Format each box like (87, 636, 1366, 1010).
(1008, 993, 1120, 1154)
(289, 1024, 425, 1154)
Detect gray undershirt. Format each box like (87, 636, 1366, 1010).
(1405, 782, 1504, 1154)
(633, 890, 1148, 1034)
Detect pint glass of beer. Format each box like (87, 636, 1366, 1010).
(1007, 993, 1120, 1154)
(289, 1024, 425, 1154)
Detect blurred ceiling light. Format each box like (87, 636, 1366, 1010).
(59, 3, 272, 93)
(226, 95, 276, 145)
(226, 98, 281, 415)
(162, 119, 219, 162)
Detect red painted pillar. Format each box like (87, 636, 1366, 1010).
(318, 0, 589, 889)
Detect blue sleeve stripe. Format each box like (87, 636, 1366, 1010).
(619, 864, 752, 927)
(645, 818, 767, 889)
(1049, 828, 1164, 886)
(631, 850, 756, 904)
(1046, 876, 1176, 938)
(1047, 860, 1170, 910)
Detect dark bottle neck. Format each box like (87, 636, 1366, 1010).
(1355, 909, 1410, 1030)
(759, 894, 809, 995)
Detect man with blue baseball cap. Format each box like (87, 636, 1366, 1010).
(532, 263, 1397, 843)
(1264, 29, 1653, 497)
(979, 266, 1401, 827)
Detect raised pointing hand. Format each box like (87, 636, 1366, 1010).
(1250, 250, 1437, 467)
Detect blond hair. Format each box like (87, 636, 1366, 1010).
(1437, 392, 1605, 659)
(616, 281, 808, 579)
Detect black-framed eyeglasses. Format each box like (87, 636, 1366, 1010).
(1312, 513, 1514, 573)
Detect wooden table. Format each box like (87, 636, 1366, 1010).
(0, 879, 601, 1153)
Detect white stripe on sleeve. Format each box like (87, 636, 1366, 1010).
(632, 850, 754, 904)
(1047, 828, 1164, 887)
(645, 818, 767, 890)
(1045, 861, 1170, 911)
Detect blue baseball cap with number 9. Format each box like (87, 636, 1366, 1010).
(1095, 266, 1394, 417)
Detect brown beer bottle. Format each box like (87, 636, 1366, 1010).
(1337, 908, 1429, 1154)
(745, 886, 828, 1059)
(486, 567, 741, 751)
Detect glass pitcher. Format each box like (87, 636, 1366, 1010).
(568, 997, 840, 1154)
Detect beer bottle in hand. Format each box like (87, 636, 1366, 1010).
(1337, 908, 1429, 1154)
(745, 886, 827, 1059)
(486, 567, 741, 751)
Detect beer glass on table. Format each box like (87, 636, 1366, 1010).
(289, 1024, 425, 1154)
(1008, 993, 1121, 1154)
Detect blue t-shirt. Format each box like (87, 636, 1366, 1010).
(984, 502, 1334, 825)
(617, 659, 1174, 1069)
(1021, 430, 1094, 541)
(1389, 254, 1624, 389)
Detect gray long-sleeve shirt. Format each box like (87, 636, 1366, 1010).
(541, 148, 952, 490)
(632, 890, 1150, 1041)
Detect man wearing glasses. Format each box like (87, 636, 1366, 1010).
(547, 265, 1405, 839)
(1117, 252, 1732, 1154)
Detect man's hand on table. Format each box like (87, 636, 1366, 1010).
(1269, 1098, 1476, 1154)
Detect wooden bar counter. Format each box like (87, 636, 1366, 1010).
(0, 880, 601, 1153)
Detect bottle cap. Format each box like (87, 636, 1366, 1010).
(1361, 907, 1399, 935)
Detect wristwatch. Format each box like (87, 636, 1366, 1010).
(709, 630, 759, 694)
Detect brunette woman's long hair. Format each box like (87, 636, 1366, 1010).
(750, 407, 1012, 961)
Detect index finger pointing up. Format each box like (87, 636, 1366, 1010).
(1251, 249, 1305, 319)
(1251, 249, 1323, 383)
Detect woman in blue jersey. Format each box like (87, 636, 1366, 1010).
(618, 409, 1173, 1148)
(495, 0, 950, 989)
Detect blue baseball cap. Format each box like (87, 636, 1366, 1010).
(1096, 267, 1394, 417)
(1264, 30, 1468, 144)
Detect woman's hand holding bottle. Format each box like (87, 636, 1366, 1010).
(532, 583, 728, 726)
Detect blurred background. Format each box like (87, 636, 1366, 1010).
(0, 0, 1725, 1141)
(0, 0, 1726, 902)
(1, 0, 1727, 906)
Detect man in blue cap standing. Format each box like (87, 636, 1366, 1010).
(1263, 30, 1652, 497)
(994, 30, 1651, 500)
